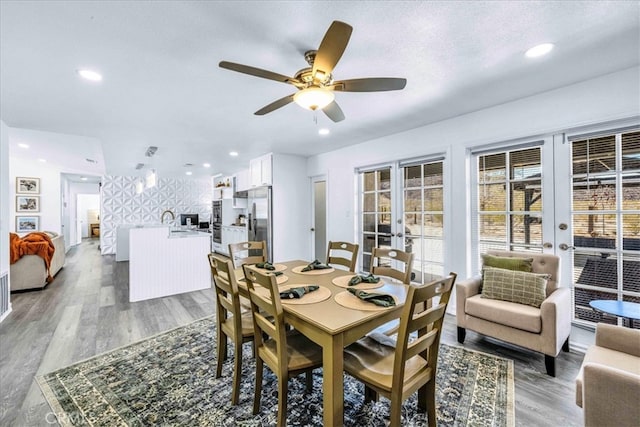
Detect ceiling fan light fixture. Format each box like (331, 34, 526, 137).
(294, 86, 335, 110)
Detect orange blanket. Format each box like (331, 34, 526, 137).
(10, 232, 56, 283)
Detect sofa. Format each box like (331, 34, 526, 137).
(10, 234, 65, 291)
(456, 250, 572, 376)
(575, 323, 640, 427)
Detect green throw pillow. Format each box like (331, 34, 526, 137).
(481, 267, 549, 308)
(482, 254, 533, 272)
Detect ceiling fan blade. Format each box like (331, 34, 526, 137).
(331, 78, 407, 92)
(312, 21, 353, 81)
(219, 61, 300, 85)
(322, 100, 345, 123)
(254, 93, 296, 116)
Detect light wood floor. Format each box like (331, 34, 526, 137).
(0, 239, 584, 426)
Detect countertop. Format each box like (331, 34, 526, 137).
(168, 230, 210, 239)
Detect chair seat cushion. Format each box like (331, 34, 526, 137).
(466, 294, 542, 333)
(575, 344, 640, 407)
(343, 335, 431, 392)
(262, 331, 322, 371)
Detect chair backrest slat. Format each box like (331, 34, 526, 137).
(229, 241, 267, 268)
(242, 264, 288, 360)
(209, 254, 244, 334)
(392, 273, 457, 390)
(404, 329, 438, 360)
(326, 241, 359, 272)
(370, 247, 414, 284)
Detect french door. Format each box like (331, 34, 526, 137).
(358, 157, 445, 283)
(561, 127, 640, 328)
(471, 125, 640, 328)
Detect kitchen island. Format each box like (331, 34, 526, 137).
(129, 226, 210, 302)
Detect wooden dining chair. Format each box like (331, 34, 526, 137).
(326, 241, 359, 271)
(242, 264, 323, 427)
(343, 272, 457, 427)
(370, 247, 414, 284)
(229, 240, 267, 268)
(208, 254, 255, 405)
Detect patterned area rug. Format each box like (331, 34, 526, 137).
(37, 316, 514, 426)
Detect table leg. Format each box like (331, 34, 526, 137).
(323, 333, 344, 427)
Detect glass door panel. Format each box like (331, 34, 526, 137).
(474, 145, 545, 268)
(403, 160, 444, 283)
(360, 168, 395, 272)
(569, 129, 640, 328)
(359, 158, 446, 283)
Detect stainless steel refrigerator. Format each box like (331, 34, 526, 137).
(247, 186, 273, 263)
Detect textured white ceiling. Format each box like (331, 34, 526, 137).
(1, 1, 639, 178)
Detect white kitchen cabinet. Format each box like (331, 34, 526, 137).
(234, 169, 250, 192)
(221, 225, 247, 255)
(249, 153, 272, 187)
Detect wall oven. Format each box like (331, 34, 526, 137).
(212, 201, 222, 244)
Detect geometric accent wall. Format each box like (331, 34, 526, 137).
(100, 176, 212, 254)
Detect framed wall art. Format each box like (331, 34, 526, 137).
(16, 195, 40, 212)
(16, 216, 39, 233)
(16, 177, 40, 194)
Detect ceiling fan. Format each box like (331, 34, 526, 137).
(219, 21, 407, 122)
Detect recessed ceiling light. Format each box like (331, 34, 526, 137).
(203, 163, 211, 168)
(81, 177, 88, 181)
(18, 143, 29, 149)
(318, 128, 330, 136)
(229, 151, 239, 157)
(38, 158, 46, 163)
(525, 43, 554, 58)
(77, 69, 103, 82)
(185, 171, 193, 176)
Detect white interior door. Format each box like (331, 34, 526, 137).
(311, 177, 327, 261)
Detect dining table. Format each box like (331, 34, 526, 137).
(233, 259, 409, 427)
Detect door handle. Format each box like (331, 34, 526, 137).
(559, 243, 575, 251)
(310, 228, 315, 232)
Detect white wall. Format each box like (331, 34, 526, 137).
(9, 157, 62, 234)
(272, 154, 311, 261)
(0, 121, 9, 274)
(307, 66, 640, 282)
(9, 127, 105, 242)
(0, 120, 11, 322)
(100, 176, 212, 254)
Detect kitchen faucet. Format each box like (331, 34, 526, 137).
(160, 209, 175, 224)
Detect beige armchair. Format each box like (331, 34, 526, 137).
(456, 250, 571, 376)
(575, 323, 640, 427)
